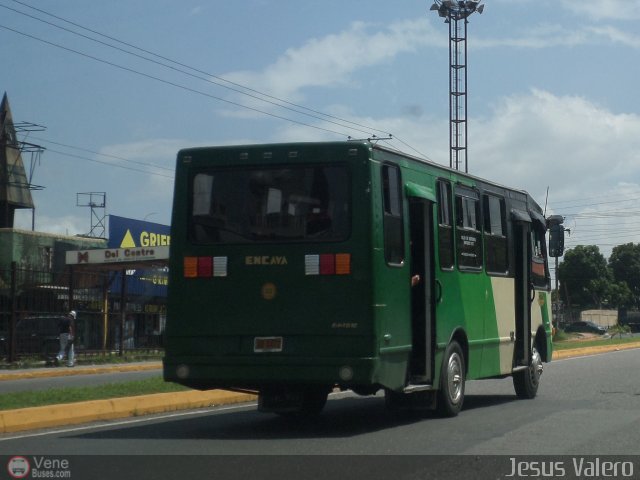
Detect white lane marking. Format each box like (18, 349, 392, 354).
(0, 391, 353, 442)
(0, 402, 258, 441)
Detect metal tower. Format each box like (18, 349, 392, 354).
(77, 192, 106, 238)
(430, 1, 484, 173)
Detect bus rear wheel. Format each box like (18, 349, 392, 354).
(513, 346, 543, 399)
(436, 341, 465, 417)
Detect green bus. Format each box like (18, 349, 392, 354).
(163, 141, 556, 417)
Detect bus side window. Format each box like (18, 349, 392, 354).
(381, 164, 404, 265)
(531, 227, 549, 288)
(483, 194, 508, 275)
(455, 191, 482, 271)
(436, 180, 454, 270)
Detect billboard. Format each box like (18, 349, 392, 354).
(108, 215, 170, 249)
(108, 215, 170, 298)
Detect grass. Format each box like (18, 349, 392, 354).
(0, 375, 188, 411)
(553, 333, 640, 351)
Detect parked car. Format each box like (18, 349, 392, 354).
(0, 315, 64, 361)
(564, 321, 607, 335)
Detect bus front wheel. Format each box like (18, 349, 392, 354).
(436, 341, 465, 417)
(513, 346, 542, 399)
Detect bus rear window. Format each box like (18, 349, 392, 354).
(189, 166, 350, 244)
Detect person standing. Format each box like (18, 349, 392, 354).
(57, 310, 76, 367)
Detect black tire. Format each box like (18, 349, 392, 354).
(513, 346, 542, 399)
(436, 341, 465, 417)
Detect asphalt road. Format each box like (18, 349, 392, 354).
(1, 348, 639, 457)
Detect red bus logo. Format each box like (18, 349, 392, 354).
(7, 456, 30, 479)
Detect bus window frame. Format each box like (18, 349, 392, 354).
(454, 186, 483, 273)
(531, 221, 551, 290)
(483, 193, 509, 276)
(436, 179, 455, 271)
(381, 163, 405, 266)
(186, 163, 352, 245)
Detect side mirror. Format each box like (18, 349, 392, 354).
(549, 223, 565, 258)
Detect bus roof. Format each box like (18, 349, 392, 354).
(178, 140, 544, 217)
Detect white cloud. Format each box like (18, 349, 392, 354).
(559, 0, 640, 21)
(271, 89, 640, 202)
(474, 23, 590, 49)
(472, 89, 640, 200)
(587, 25, 640, 48)
(475, 23, 640, 50)
(469, 89, 640, 257)
(223, 18, 443, 102)
(14, 211, 88, 237)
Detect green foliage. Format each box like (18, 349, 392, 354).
(557, 244, 640, 310)
(553, 334, 640, 351)
(552, 329, 570, 342)
(607, 323, 632, 339)
(609, 243, 640, 308)
(606, 282, 634, 308)
(558, 245, 610, 309)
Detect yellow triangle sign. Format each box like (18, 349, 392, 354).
(120, 229, 136, 248)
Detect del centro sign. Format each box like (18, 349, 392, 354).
(66, 246, 169, 265)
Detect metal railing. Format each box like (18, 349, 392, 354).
(0, 262, 165, 362)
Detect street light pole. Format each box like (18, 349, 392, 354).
(430, 0, 484, 173)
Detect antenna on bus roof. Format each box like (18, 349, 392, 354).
(544, 186, 549, 216)
(347, 135, 393, 144)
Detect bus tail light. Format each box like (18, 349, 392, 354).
(198, 256, 212, 277)
(184, 257, 198, 278)
(335, 253, 351, 274)
(184, 256, 228, 277)
(320, 254, 335, 275)
(305, 254, 351, 276)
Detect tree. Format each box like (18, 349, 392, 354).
(606, 281, 634, 309)
(609, 243, 640, 308)
(557, 245, 610, 310)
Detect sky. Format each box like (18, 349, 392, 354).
(2, 0, 640, 263)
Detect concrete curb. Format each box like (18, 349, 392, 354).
(1, 342, 639, 434)
(0, 390, 256, 434)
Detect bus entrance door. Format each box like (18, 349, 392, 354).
(514, 221, 532, 368)
(408, 198, 435, 384)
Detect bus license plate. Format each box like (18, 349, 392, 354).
(254, 336, 283, 353)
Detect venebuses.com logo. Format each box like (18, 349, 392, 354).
(6, 456, 72, 479)
(7, 456, 30, 479)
